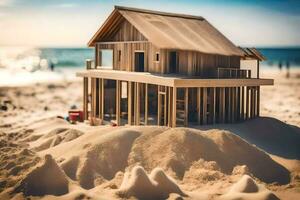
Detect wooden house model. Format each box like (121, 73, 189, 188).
(77, 6, 273, 127)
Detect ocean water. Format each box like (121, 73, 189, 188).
(0, 46, 299, 86)
(258, 48, 300, 68)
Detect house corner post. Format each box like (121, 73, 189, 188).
(83, 77, 89, 120)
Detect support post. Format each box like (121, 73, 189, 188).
(184, 88, 189, 127)
(164, 86, 167, 126)
(100, 79, 104, 120)
(91, 78, 96, 119)
(158, 86, 161, 126)
(136, 82, 140, 125)
(145, 83, 148, 125)
(246, 87, 249, 120)
(256, 86, 260, 117)
(168, 87, 172, 127)
(213, 87, 216, 124)
(203, 88, 207, 125)
(83, 77, 88, 120)
(172, 87, 177, 127)
(116, 80, 121, 125)
(197, 88, 201, 125)
(128, 81, 132, 125)
(220, 87, 226, 123)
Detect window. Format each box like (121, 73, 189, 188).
(118, 50, 121, 62)
(155, 52, 160, 62)
(100, 49, 113, 69)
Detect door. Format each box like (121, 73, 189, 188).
(134, 52, 145, 72)
(169, 51, 178, 73)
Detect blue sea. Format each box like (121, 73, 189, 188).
(0, 46, 299, 86)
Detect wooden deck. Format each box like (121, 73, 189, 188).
(76, 69, 274, 87)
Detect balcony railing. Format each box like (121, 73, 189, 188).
(217, 67, 251, 79)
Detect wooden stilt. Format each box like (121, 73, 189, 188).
(220, 88, 225, 123)
(241, 86, 244, 121)
(246, 87, 249, 120)
(228, 88, 231, 122)
(197, 88, 201, 125)
(168, 87, 172, 127)
(256, 86, 260, 117)
(203, 88, 207, 125)
(133, 82, 137, 125)
(250, 87, 254, 119)
(213, 87, 216, 124)
(184, 88, 188, 126)
(91, 78, 96, 119)
(232, 87, 236, 123)
(158, 86, 161, 126)
(145, 83, 148, 125)
(172, 87, 177, 127)
(128, 81, 132, 125)
(116, 80, 121, 125)
(136, 82, 140, 125)
(164, 86, 167, 126)
(83, 77, 88, 120)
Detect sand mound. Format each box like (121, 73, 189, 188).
(127, 128, 289, 184)
(0, 138, 40, 192)
(230, 175, 259, 193)
(31, 128, 83, 151)
(14, 154, 69, 196)
(76, 129, 141, 189)
(117, 166, 186, 199)
(220, 175, 280, 200)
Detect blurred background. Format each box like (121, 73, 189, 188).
(0, 0, 299, 86)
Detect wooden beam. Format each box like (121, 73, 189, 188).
(246, 87, 249, 120)
(128, 81, 132, 125)
(116, 80, 121, 125)
(213, 87, 216, 124)
(203, 88, 207, 125)
(136, 82, 140, 125)
(197, 88, 201, 125)
(158, 86, 161, 126)
(133, 82, 137, 125)
(227, 88, 231, 123)
(145, 83, 148, 125)
(167, 87, 171, 127)
(83, 77, 88, 120)
(163, 87, 167, 126)
(241, 86, 244, 121)
(172, 87, 177, 127)
(256, 86, 260, 117)
(100, 79, 104, 120)
(91, 78, 96, 119)
(219, 88, 225, 123)
(184, 88, 189, 126)
(77, 70, 274, 88)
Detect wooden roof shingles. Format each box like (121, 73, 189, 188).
(89, 6, 244, 56)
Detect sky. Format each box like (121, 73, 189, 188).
(0, 0, 299, 47)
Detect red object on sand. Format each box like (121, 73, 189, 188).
(68, 110, 83, 122)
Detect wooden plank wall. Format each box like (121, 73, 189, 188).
(94, 17, 242, 77)
(97, 42, 241, 77)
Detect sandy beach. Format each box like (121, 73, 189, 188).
(0, 68, 299, 200)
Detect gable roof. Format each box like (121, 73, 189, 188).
(88, 6, 244, 56)
(239, 47, 266, 61)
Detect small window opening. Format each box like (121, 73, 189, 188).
(155, 52, 160, 62)
(118, 50, 121, 62)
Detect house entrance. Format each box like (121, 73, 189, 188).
(169, 51, 178, 73)
(134, 52, 145, 72)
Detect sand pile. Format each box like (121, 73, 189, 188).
(220, 175, 280, 200)
(0, 137, 40, 192)
(31, 128, 84, 151)
(127, 128, 289, 184)
(117, 166, 186, 199)
(13, 154, 69, 196)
